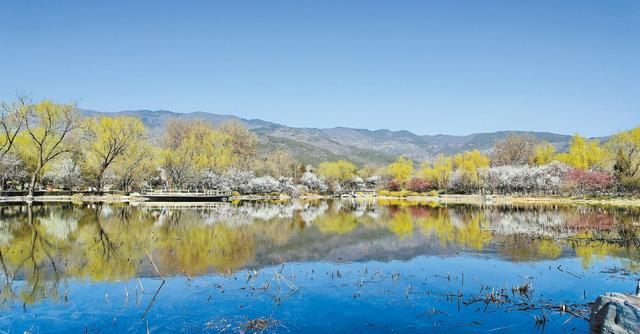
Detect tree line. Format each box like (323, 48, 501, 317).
(0, 98, 639, 197)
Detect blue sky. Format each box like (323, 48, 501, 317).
(1, 1, 638, 136)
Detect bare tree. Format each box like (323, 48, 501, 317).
(219, 120, 258, 170)
(491, 134, 537, 166)
(0, 96, 28, 158)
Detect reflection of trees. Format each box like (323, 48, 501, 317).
(0, 202, 312, 304)
(495, 236, 563, 261)
(0, 201, 638, 305)
(66, 204, 149, 281)
(415, 208, 492, 250)
(314, 212, 359, 234)
(569, 232, 640, 269)
(156, 222, 255, 275)
(1, 204, 69, 305)
(538, 239, 562, 258)
(311, 201, 376, 235)
(388, 211, 413, 239)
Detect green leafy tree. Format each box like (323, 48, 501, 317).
(161, 119, 234, 188)
(82, 116, 147, 191)
(317, 160, 357, 184)
(386, 157, 414, 188)
(111, 141, 159, 191)
(555, 134, 606, 170)
(453, 150, 490, 185)
(531, 142, 556, 166)
(607, 127, 640, 179)
(419, 154, 453, 189)
(15, 100, 80, 196)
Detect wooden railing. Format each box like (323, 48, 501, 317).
(0, 190, 129, 197)
(337, 189, 378, 196)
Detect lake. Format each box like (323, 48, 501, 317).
(0, 200, 639, 333)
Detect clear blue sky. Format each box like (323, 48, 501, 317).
(1, 1, 638, 136)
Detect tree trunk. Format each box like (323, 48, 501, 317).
(28, 170, 38, 197)
(95, 164, 109, 195)
(28, 160, 44, 198)
(97, 174, 103, 195)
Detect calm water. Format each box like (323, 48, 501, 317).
(0, 200, 639, 333)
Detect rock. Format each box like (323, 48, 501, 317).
(589, 293, 640, 334)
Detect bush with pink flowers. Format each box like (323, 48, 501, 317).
(563, 168, 614, 195)
(407, 178, 433, 193)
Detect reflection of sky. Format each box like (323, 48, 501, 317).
(4, 255, 634, 333)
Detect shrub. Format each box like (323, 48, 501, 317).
(426, 190, 440, 196)
(386, 179, 402, 191)
(365, 175, 382, 188)
(344, 176, 365, 191)
(407, 178, 432, 193)
(618, 177, 640, 194)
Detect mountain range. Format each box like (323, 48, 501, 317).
(82, 109, 575, 166)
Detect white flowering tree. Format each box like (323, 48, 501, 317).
(365, 175, 382, 189)
(480, 161, 569, 194)
(0, 154, 27, 189)
(200, 171, 231, 192)
(345, 176, 366, 191)
(42, 158, 83, 191)
(224, 169, 255, 194)
(248, 175, 280, 194)
(278, 177, 300, 196)
(448, 169, 472, 193)
(300, 172, 328, 194)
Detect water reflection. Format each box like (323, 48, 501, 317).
(0, 200, 639, 306)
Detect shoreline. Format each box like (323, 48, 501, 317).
(1, 193, 640, 207)
(401, 194, 640, 207)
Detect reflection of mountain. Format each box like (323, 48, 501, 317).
(0, 201, 638, 304)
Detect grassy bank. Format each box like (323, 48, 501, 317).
(397, 194, 640, 207)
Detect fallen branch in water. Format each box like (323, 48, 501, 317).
(141, 280, 165, 320)
(557, 265, 582, 279)
(141, 248, 166, 320)
(145, 248, 163, 279)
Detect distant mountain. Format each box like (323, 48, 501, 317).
(82, 109, 574, 166)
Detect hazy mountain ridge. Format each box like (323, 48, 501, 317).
(82, 109, 574, 166)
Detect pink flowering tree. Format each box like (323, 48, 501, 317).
(563, 168, 614, 195)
